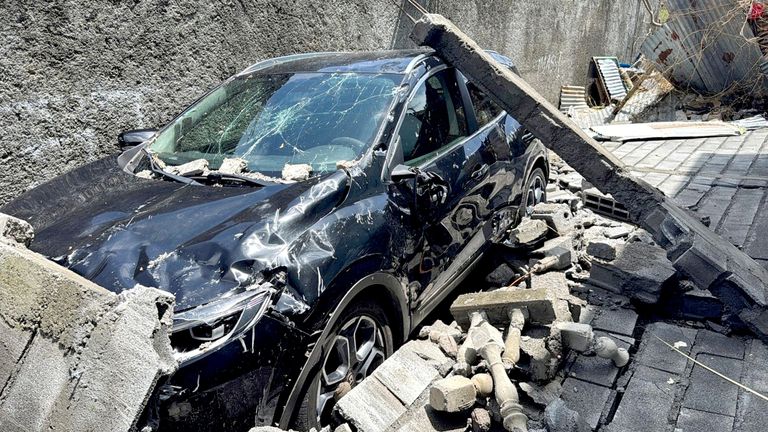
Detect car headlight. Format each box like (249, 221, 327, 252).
(171, 288, 274, 366)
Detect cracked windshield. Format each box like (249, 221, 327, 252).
(150, 71, 402, 178)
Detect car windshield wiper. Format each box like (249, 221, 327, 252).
(189, 171, 274, 187)
(140, 148, 201, 186)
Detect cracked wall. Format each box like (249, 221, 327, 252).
(0, 0, 650, 206)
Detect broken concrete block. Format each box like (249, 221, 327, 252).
(533, 236, 574, 270)
(170, 158, 209, 176)
(282, 163, 312, 181)
(0, 240, 176, 432)
(548, 189, 581, 212)
(509, 218, 549, 246)
(520, 335, 559, 382)
(0, 213, 34, 246)
(678, 288, 723, 320)
(333, 424, 353, 432)
(471, 407, 492, 432)
(485, 262, 517, 287)
(588, 242, 676, 304)
(519, 381, 562, 406)
(586, 239, 623, 261)
(530, 202, 574, 235)
(218, 157, 247, 175)
(429, 375, 477, 412)
(557, 322, 594, 352)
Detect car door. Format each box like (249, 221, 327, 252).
(462, 77, 531, 235)
(387, 66, 496, 317)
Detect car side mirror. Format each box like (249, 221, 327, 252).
(117, 129, 158, 149)
(390, 164, 418, 183)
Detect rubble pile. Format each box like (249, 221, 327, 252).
(246, 151, 768, 432)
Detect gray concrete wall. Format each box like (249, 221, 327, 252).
(0, 0, 650, 206)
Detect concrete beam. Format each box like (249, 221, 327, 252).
(410, 14, 768, 340)
(0, 226, 176, 432)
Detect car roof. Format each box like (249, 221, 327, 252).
(237, 48, 519, 76)
(238, 49, 434, 75)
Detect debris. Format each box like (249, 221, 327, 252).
(591, 121, 744, 142)
(586, 238, 623, 261)
(450, 288, 555, 330)
(169, 158, 209, 176)
(544, 398, 589, 432)
(430, 375, 478, 412)
(530, 203, 574, 236)
(218, 157, 248, 175)
(0, 213, 34, 246)
(508, 218, 549, 246)
(588, 242, 675, 304)
(470, 407, 492, 432)
(410, 13, 768, 342)
(282, 163, 313, 181)
(519, 381, 562, 406)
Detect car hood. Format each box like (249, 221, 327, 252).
(19, 161, 351, 310)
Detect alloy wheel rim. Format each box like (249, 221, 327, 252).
(526, 175, 545, 215)
(315, 315, 385, 424)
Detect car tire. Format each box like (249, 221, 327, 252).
(521, 167, 547, 218)
(291, 299, 394, 430)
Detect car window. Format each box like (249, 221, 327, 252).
(466, 81, 503, 127)
(399, 69, 468, 166)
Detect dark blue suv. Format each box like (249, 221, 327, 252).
(1, 49, 548, 431)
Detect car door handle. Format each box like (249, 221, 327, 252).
(471, 164, 488, 180)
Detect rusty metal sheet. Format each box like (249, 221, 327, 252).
(640, 0, 765, 95)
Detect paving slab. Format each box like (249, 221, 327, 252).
(676, 408, 734, 432)
(590, 307, 638, 337)
(636, 322, 697, 374)
(372, 348, 440, 406)
(559, 377, 612, 430)
(606, 365, 676, 432)
(693, 330, 745, 359)
(336, 375, 406, 432)
(682, 354, 743, 416)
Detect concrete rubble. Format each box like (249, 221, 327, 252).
(310, 151, 768, 432)
(0, 213, 177, 432)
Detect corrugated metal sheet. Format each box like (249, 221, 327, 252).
(732, 114, 768, 129)
(640, 0, 765, 95)
(593, 57, 628, 101)
(591, 121, 743, 141)
(559, 85, 589, 113)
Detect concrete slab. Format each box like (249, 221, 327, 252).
(677, 408, 734, 432)
(607, 366, 677, 432)
(636, 322, 697, 375)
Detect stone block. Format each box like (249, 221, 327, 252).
(604, 225, 632, 239)
(532, 236, 574, 270)
(588, 242, 676, 304)
(557, 322, 594, 352)
(545, 398, 590, 432)
(451, 288, 555, 329)
(429, 376, 476, 412)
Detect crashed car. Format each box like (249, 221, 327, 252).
(1, 49, 548, 431)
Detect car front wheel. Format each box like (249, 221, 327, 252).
(292, 299, 394, 430)
(523, 167, 547, 217)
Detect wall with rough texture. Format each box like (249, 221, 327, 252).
(0, 0, 650, 205)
